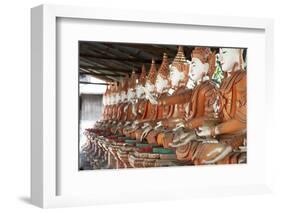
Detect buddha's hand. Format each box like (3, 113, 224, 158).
(173, 122, 184, 132)
(196, 126, 211, 137)
(155, 121, 163, 129)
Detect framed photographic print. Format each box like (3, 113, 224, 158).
(31, 4, 274, 208)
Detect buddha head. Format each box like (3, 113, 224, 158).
(106, 95, 109, 105)
(155, 53, 170, 94)
(111, 82, 118, 105)
(136, 64, 146, 99)
(145, 59, 157, 94)
(108, 96, 111, 105)
(120, 75, 129, 102)
(189, 47, 212, 83)
(115, 95, 120, 104)
(219, 48, 244, 73)
(110, 95, 114, 105)
(121, 91, 127, 102)
(127, 70, 137, 101)
(115, 83, 122, 104)
(169, 46, 190, 88)
(107, 95, 111, 106)
(107, 84, 112, 105)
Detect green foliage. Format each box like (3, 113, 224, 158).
(212, 54, 224, 86)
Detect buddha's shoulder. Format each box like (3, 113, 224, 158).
(234, 71, 246, 91)
(221, 71, 246, 92)
(199, 80, 217, 94)
(190, 81, 216, 102)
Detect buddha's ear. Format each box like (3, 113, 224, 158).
(207, 52, 216, 77)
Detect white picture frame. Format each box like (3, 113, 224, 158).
(31, 4, 274, 208)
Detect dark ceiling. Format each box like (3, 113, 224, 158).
(79, 41, 195, 82)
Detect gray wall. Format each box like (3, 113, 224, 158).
(80, 94, 103, 122)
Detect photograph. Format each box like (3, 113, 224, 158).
(78, 42, 247, 170)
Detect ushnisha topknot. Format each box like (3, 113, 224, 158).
(104, 83, 109, 96)
(157, 53, 170, 80)
(147, 58, 157, 84)
(171, 46, 188, 71)
(139, 64, 147, 86)
(191, 47, 212, 64)
(173, 46, 186, 63)
(112, 81, 118, 94)
(120, 74, 129, 93)
(129, 69, 137, 89)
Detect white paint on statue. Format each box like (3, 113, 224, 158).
(155, 75, 169, 94)
(136, 85, 145, 99)
(169, 65, 185, 88)
(144, 81, 157, 104)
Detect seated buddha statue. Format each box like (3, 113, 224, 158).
(163, 46, 191, 126)
(98, 73, 140, 169)
(194, 47, 247, 165)
(102, 84, 109, 120)
(124, 70, 137, 127)
(107, 82, 117, 121)
(136, 65, 148, 118)
(108, 82, 123, 133)
(144, 53, 172, 144)
(93, 84, 110, 130)
(172, 47, 224, 163)
(117, 76, 129, 121)
(125, 53, 191, 168)
(155, 46, 192, 148)
(136, 54, 174, 142)
(99, 82, 115, 130)
(112, 76, 130, 134)
(132, 58, 158, 140)
(102, 82, 125, 134)
(141, 59, 159, 121)
(123, 64, 147, 138)
(101, 83, 113, 121)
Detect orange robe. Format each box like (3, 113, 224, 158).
(216, 70, 247, 149)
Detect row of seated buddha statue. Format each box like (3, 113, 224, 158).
(82, 46, 247, 169)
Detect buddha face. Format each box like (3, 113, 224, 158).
(121, 91, 127, 102)
(111, 94, 116, 105)
(115, 93, 121, 103)
(106, 96, 109, 105)
(155, 75, 169, 94)
(145, 81, 156, 94)
(169, 65, 185, 88)
(189, 57, 209, 82)
(127, 88, 136, 101)
(219, 48, 241, 72)
(108, 95, 112, 105)
(136, 84, 145, 98)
